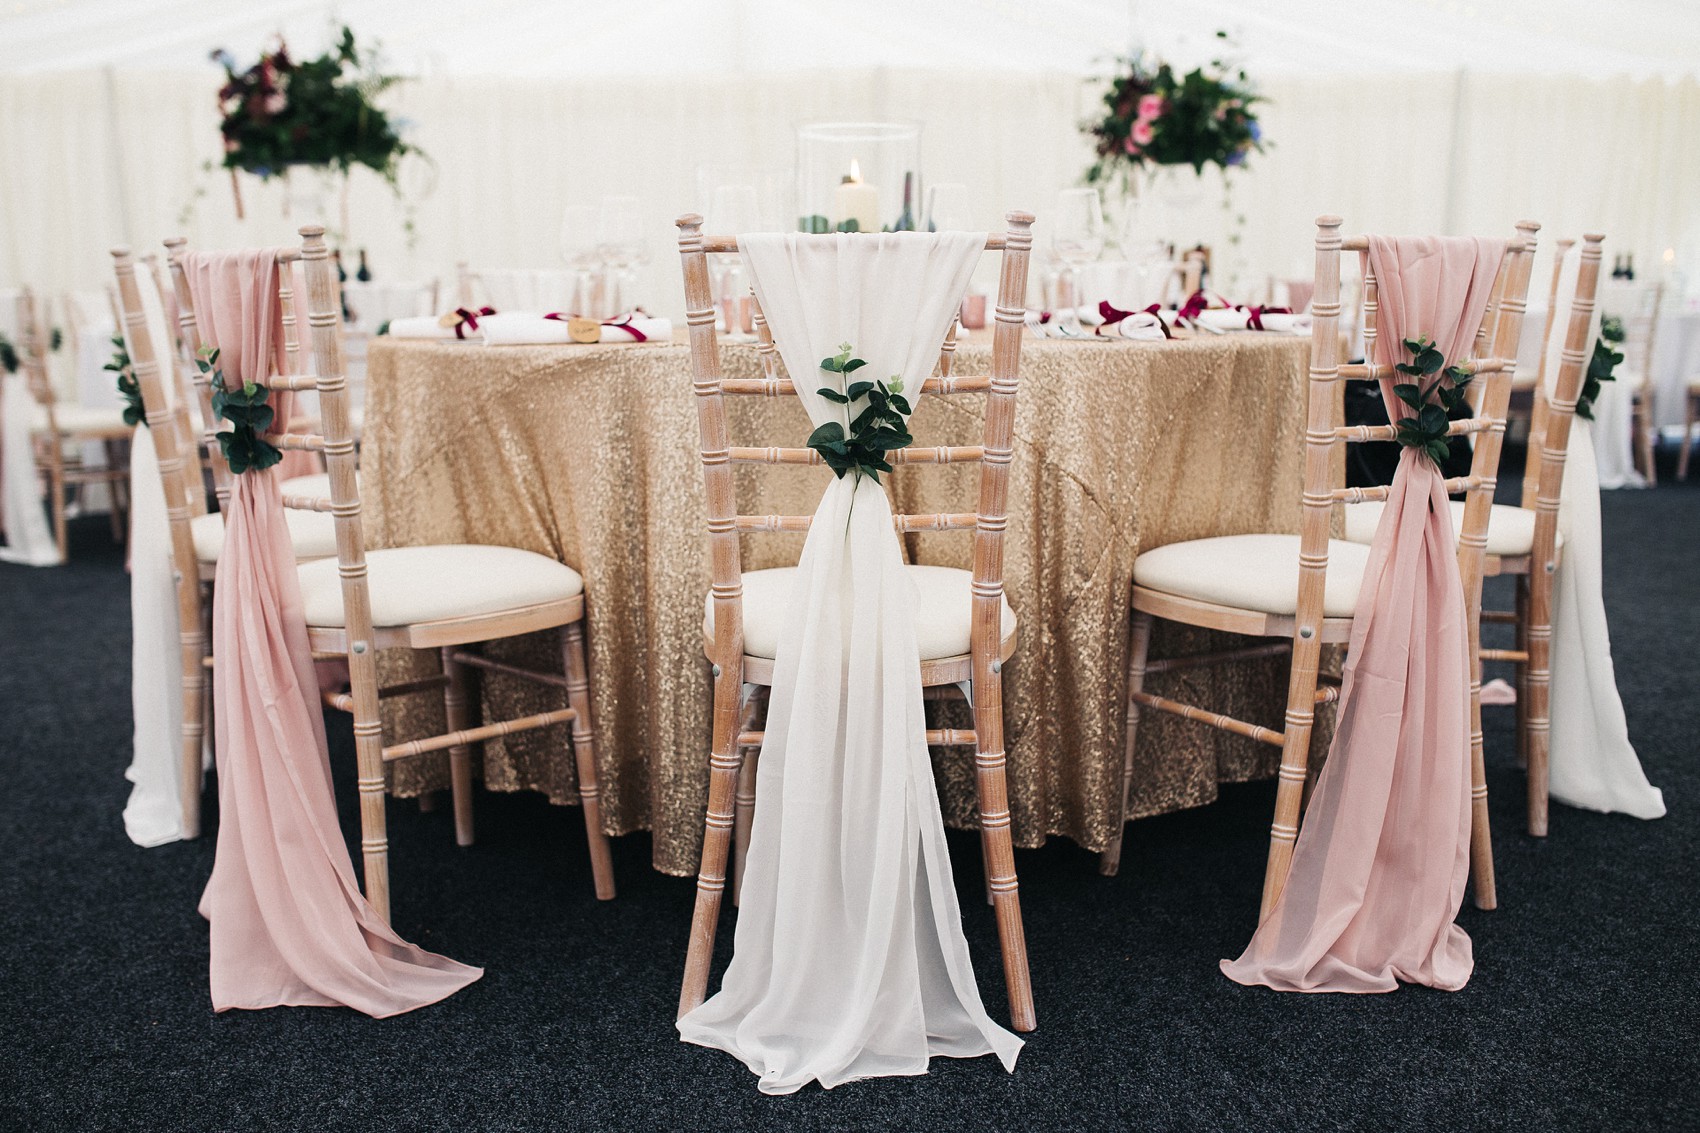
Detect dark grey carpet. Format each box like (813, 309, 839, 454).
(1, 451, 1695, 1132)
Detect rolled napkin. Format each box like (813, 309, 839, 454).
(386, 306, 496, 340)
(480, 312, 674, 346)
(1192, 306, 1310, 334)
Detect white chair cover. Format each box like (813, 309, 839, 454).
(0, 295, 60, 564)
(676, 231, 1022, 1093)
(1541, 247, 1665, 818)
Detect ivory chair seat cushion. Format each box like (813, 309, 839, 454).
(296, 544, 584, 628)
(1343, 499, 1560, 557)
(189, 473, 346, 563)
(1132, 533, 1372, 618)
(31, 403, 132, 436)
(706, 564, 1017, 661)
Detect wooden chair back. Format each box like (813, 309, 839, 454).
(110, 246, 211, 834)
(1601, 278, 1664, 378)
(15, 289, 59, 422)
(675, 213, 1035, 693)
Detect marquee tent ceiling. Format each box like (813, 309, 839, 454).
(3, 0, 1699, 79)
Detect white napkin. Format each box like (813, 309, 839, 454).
(480, 313, 674, 345)
(385, 316, 460, 339)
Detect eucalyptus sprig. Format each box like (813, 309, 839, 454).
(1391, 335, 1474, 467)
(105, 335, 146, 427)
(806, 342, 914, 484)
(0, 333, 17, 374)
(1576, 315, 1626, 422)
(202, 347, 283, 474)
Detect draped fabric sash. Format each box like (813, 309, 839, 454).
(676, 232, 1021, 1091)
(185, 250, 481, 1016)
(1541, 248, 1664, 819)
(1223, 236, 1505, 993)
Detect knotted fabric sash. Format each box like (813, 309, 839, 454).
(1223, 236, 1504, 993)
(676, 231, 1021, 1092)
(185, 250, 481, 1016)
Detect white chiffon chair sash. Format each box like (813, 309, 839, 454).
(676, 231, 1022, 1093)
(123, 268, 193, 846)
(1541, 248, 1665, 818)
(0, 368, 61, 566)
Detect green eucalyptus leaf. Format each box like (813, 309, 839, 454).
(846, 380, 875, 401)
(817, 387, 849, 403)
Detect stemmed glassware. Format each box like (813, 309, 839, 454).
(558, 204, 601, 316)
(1050, 187, 1106, 334)
(706, 184, 761, 337)
(924, 182, 971, 232)
(598, 195, 646, 317)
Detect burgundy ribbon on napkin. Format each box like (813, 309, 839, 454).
(1097, 299, 1172, 340)
(542, 313, 650, 342)
(450, 306, 495, 340)
(1240, 304, 1292, 331)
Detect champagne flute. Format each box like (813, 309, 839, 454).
(1050, 187, 1105, 334)
(598, 195, 645, 317)
(924, 182, 971, 232)
(558, 204, 599, 316)
(707, 184, 760, 336)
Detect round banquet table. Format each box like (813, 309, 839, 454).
(363, 331, 1318, 876)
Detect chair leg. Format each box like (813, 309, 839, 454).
(176, 581, 208, 840)
(1468, 614, 1497, 912)
(679, 658, 745, 1020)
(730, 688, 766, 908)
(1100, 610, 1153, 877)
(1526, 568, 1555, 837)
(1633, 389, 1658, 486)
(348, 643, 391, 923)
(1678, 392, 1696, 482)
(418, 792, 439, 814)
(971, 662, 1036, 1033)
(1259, 631, 1322, 921)
(561, 621, 615, 900)
(1514, 575, 1530, 769)
(46, 447, 67, 561)
(440, 646, 476, 847)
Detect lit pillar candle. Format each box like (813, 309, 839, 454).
(831, 159, 881, 233)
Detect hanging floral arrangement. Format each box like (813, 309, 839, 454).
(1083, 33, 1266, 194)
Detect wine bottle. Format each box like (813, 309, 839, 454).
(356, 250, 372, 282)
(1624, 253, 1635, 281)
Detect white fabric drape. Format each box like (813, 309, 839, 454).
(121, 265, 192, 846)
(1541, 247, 1665, 819)
(676, 231, 1021, 1093)
(0, 370, 59, 566)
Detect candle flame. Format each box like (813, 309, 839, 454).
(848, 158, 862, 184)
(1664, 247, 1676, 263)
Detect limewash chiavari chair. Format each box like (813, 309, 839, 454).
(112, 244, 342, 838)
(1350, 237, 1605, 835)
(111, 247, 215, 838)
(290, 224, 613, 920)
(16, 288, 133, 557)
(1608, 279, 1664, 485)
(1102, 217, 1537, 919)
(674, 212, 1038, 1034)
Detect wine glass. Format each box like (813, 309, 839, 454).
(924, 182, 971, 232)
(707, 185, 760, 337)
(598, 195, 645, 316)
(558, 204, 600, 316)
(1050, 188, 1106, 334)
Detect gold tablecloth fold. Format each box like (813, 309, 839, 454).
(363, 333, 1313, 876)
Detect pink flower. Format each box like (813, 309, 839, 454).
(1137, 94, 1165, 120)
(1131, 119, 1154, 145)
(1123, 136, 1142, 155)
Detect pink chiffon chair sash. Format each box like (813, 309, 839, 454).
(185, 250, 480, 1016)
(1223, 236, 1505, 993)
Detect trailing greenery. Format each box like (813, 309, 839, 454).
(806, 343, 913, 484)
(1577, 314, 1626, 422)
(201, 348, 283, 474)
(0, 333, 17, 374)
(1391, 336, 1475, 467)
(1085, 33, 1265, 192)
(214, 26, 414, 187)
(105, 336, 146, 427)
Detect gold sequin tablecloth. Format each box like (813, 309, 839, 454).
(363, 332, 1313, 876)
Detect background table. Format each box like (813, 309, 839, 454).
(364, 332, 1315, 876)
